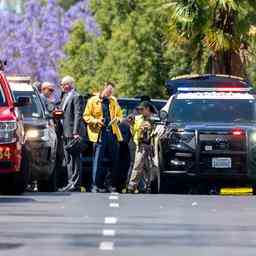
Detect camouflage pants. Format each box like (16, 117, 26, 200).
(129, 144, 154, 191)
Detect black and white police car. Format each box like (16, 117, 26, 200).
(157, 74, 256, 193)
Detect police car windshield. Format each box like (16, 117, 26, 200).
(169, 99, 256, 123)
(13, 91, 44, 118)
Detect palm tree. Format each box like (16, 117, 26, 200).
(164, 0, 256, 77)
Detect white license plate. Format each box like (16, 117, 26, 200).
(212, 158, 232, 168)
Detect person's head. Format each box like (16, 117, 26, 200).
(127, 114, 135, 126)
(41, 82, 54, 98)
(61, 76, 75, 93)
(137, 101, 156, 118)
(101, 81, 116, 98)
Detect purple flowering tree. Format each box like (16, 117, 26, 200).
(0, 0, 97, 84)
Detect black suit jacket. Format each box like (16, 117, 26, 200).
(61, 91, 83, 138)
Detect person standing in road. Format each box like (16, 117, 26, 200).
(83, 81, 123, 193)
(118, 114, 134, 192)
(40, 82, 55, 112)
(128, 101, 157, 193)
(60, 76, 83, 192)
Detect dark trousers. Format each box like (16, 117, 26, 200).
(118, 142, 131, 190)
(64, 138, 81, 188)
(93, 130, 119, 189)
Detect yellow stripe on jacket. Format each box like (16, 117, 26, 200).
(83, 95, 123, 143)
(132, 115, 144, 145)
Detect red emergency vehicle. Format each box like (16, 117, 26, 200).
(0, 72, 30, 194)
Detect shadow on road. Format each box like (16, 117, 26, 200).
(0, 243, 24, 250)
(24, 192, 72, 197)
(0, 197, 36, 203)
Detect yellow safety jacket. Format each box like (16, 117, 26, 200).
(132, 115, 144, 145)
(83, 95, 123, 143)
(132, 115, 154, 146)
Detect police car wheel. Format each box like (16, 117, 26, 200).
(150, 177, 160, 194)
(159, 173, 169, 194)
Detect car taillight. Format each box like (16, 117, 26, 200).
(232, 128, 244, 136)
(0, 121, 17, 144)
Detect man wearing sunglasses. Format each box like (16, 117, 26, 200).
(59, 76, 83, 192)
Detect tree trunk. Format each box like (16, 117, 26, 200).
(207, 50, 247, 78)
(207, 6, 248, 77)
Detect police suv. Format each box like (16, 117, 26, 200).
(157, 74, 256, 193)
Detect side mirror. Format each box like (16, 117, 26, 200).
(45, 111, 53, 120)
(14, 96, 31, 107)
(159, 110, 168, 122)
(52, 109, 64, 119)
(150, 115, 161, 123)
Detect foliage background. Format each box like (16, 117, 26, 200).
(0, 0, 97, 84)
(2, 0, 256, 98)
(60, 0, 193, 97)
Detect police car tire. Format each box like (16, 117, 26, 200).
(150, 176, 160, 194)
(159, 173, 169, 194)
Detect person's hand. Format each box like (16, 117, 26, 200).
(141, 122, 151, 130)
(97, 118, 104, 127)
(73, 134, 80, 139)
(108, 117, 118, 127)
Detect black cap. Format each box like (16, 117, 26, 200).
(137, 101, 157, 114)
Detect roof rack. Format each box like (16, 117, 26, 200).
(7, 76, 31, 84)
(177, 87, 251, 93)
(166, 74, 251, 95)
(172, 74, 247, 82)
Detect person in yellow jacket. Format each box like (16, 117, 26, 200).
(83, 81, 123, 192)
(128, 101, 157, 193)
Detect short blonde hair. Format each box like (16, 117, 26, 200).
(61, 76, 75, 87)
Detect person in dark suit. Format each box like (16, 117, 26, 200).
(118, 114, 134, 192)
(59, 76, 83, 192)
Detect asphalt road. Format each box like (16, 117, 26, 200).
(0, 193, 256, 256)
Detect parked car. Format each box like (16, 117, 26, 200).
(118, 97, 167, 117)
(8, 76, 58, 192)
(0, 72, 30, 194)
(157, 74, 256, 194)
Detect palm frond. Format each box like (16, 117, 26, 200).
(208, 0, 239, 10)
(204, 29, 239, 51)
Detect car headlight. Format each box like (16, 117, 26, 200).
(251, 133, 256, 143)
(26, 128, 49, 142)
(0, 121, 17, 144)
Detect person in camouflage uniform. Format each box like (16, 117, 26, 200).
(128, 101, 157, 193)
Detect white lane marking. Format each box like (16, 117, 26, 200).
(102, 229, 116, 237)
(109, 203, 119, 208)
(192, 202, 198, 206)
(105, 217, 118, 224)
(109, 195, 119, 200)
(99, 241, 114, 250)
(111, 192, 119, 195)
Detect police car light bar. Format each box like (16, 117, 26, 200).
(166, 75, 252, 95)
(177, 87, 251, 93)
